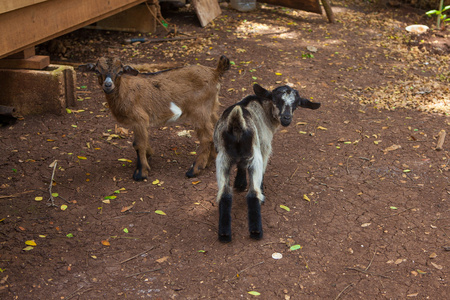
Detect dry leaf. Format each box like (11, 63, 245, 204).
(121, 204, 134, 213)
(285, 238, 295, 247)
(430, 262, 443, 270)
(156, 256, 169, 263)
(115, 125, 129, 136)
(25, 240, 37, 246)
(407, 293, 419, 297)
(177, 130, 192, 138)
(383, 144, 401, 152)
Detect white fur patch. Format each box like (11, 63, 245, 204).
(168, 102, 182, 122)
(282, 92, 296, 105)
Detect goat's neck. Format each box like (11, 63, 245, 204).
(103, 86, 129, 123)
(104, 91, 121, 109)
(261, 100, 281, 132)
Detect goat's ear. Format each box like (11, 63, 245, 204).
(77, 63, 96, 73)
(298, 97, 321, 110)
(253, 84, 272, 99)
(123, 65, 139, 76)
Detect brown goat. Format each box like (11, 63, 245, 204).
(78, 56, 230, 181)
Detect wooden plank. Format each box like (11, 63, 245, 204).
(258, 0, 322, 14)
(192, 0, 222, 27)
(0, 0, 147, 59)
(0, 55, 50, 70)
(0, 0, 48, 15)
(6, 47, 35, 59)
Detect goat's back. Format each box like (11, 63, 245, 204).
(113, 64, 222, 123)
(215, 97, 276, 161)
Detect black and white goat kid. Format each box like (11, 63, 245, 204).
(213, 84, 321, 242)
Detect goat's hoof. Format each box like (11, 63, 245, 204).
(185, 167, 196, 178)
(133, 170, 147, 181)
(250, 230, 263, 240)
(218, 234, 232, 243)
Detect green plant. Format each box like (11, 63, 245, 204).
(426, 0, 450, 29)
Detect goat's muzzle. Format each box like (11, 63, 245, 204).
(102, 77, 115, 94)
(280, 115, 292, 127)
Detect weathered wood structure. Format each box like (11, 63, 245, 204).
(0, 0, 149, 59)
(258, 0, 334, 23)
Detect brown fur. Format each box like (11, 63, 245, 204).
(78, 56, 230, 180)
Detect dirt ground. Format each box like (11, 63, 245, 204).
(1, 1, 449, 299)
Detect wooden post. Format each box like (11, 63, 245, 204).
(321, 0, 335, 23)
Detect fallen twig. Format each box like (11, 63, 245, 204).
(188, 218, 215, 228)
(382, 207, 414, 218)
(345, 267, 391, 279)
(344, 247, 391, 279)
(290, 166, 299, 179)
(346, 156, 352, 175)
(365, 247, 377, 272)
(126, 267, 162, 278)
(65, 286, 93, 300)
(335, 283, 354, 300)
(120, 246, 155, 264)
(319, 183, 343, 191)
(299, 249, 311, 272)
(47, 161, 58, 207)
(228, 261, 265, 281)
(260, 241, 285, 247)
(0, 190, 34, 199)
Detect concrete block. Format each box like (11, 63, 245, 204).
(0, 64, 76, 115)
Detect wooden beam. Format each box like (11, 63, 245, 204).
(6, 47, 35, 59)
(0, 0, 147, 59)
(0, 55, 50, 70)
(258, 0, 322, 14)
(0, 0, 48, 15)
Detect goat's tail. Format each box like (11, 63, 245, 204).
(225, 105, 252, 142)
(216, 55, 230, 77)
(221, 105, 253, 156)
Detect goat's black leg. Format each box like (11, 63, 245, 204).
(260, 175, 264, 196)
(132, 140, 149, 181)
(234, 164, 247, 192)
(247, 192, 263, 240)
(218, 193, 233, 243)
(132, 148, 145, 181)
(132, 125, 151, 181)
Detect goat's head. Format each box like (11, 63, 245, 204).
(78, 57, 139, 94)
(253, 84, 321, 127)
